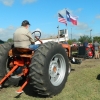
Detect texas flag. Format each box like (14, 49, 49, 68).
(66, 10, 77, 25)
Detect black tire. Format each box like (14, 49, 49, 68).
(0, 42, 21, 86)
(29, 42, 69, 97)
(68, 63, 71, 75)
(0, 42, 13, 78)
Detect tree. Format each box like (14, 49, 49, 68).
(0, 39, 5, 44)
(71, 39, 78, 42)
(7, 38, 13, 42)
(93, 36, 100, 43)
(67, 39, 73, 45)
(67, 39, 78, 45)
(78, 35, 92, 43)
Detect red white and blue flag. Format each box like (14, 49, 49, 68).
(66, 10, 77, 25)
(58, 13, 67, 25)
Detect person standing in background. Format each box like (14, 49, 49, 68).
(83, 40, 88, 47)
(93, 41, 100, 59)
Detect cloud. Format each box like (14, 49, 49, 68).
(58, 8, 80, 17)
(32, 28, 54, 39)
(22, 0, 37, 4)
(0, 26, 53, 41)
(0, 0, 14, 6)
(75, 32, 85, 37)
(69, 32, 83, 40)
(77, 22, 89, 30)
(58, 8, 73, 16)
(0, 28, 4, 33)
(58, 9, 66, 16)
(0, 26, 16, 41)
(76, 8, 83, 13)
(96, 15, 100, 19)
(0, 0, 37, 6)
(35, 28, 41, 32)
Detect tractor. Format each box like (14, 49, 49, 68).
(0, 31, 72, 97)
(78, 43, 94, 59)
(85, 43, 94, 58)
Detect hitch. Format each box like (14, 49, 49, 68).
(0, 65, 19, 87)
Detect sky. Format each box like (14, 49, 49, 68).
(0, 0, 100, 41)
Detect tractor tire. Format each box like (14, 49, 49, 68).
(0, 42, 21, 86)
(29, 42, 69, 97)
(0, 42, 13, 78)
(68, 62, 71, 75)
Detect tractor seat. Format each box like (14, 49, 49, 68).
(15, 48, 32, 54)
(9, 48, 34, 58)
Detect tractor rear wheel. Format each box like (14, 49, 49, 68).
(0, 42, 13, 79)
(0, 42, 21, 86)
(29, 42, 69, 97)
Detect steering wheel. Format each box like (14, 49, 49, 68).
(32, 31, 42, 43)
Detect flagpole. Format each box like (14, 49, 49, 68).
(57, 25, 60, 43)
(65, 8, 68, 42)
(71, 28, 72, 40)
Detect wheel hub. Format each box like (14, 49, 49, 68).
(53, 66, 57, 73)
(49, 54, 66, 86)
(49, 61, 59, 77)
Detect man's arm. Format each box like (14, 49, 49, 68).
(26, 31, 35, 44)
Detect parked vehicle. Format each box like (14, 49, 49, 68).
(76, 43, 94, 59)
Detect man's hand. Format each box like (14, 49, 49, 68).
(31, 42, 35, 44)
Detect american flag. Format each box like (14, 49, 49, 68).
(58, 13, 67, 25)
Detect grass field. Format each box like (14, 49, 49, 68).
(0, 59, 100, 100)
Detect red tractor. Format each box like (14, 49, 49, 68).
(78, 43, 94, 59)
(0, 31, 71, 97)
(85, 43, 94, 58)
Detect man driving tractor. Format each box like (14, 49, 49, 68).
(0, 20, 70, 97)
(13, 20, 39, 50)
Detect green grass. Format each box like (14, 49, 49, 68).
(0, 59, 100, 100)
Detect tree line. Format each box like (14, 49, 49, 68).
(1, 35, 100, 44)
(68, 35, 100, 45)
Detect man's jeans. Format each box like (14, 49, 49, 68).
(29, 44, 39, 50)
